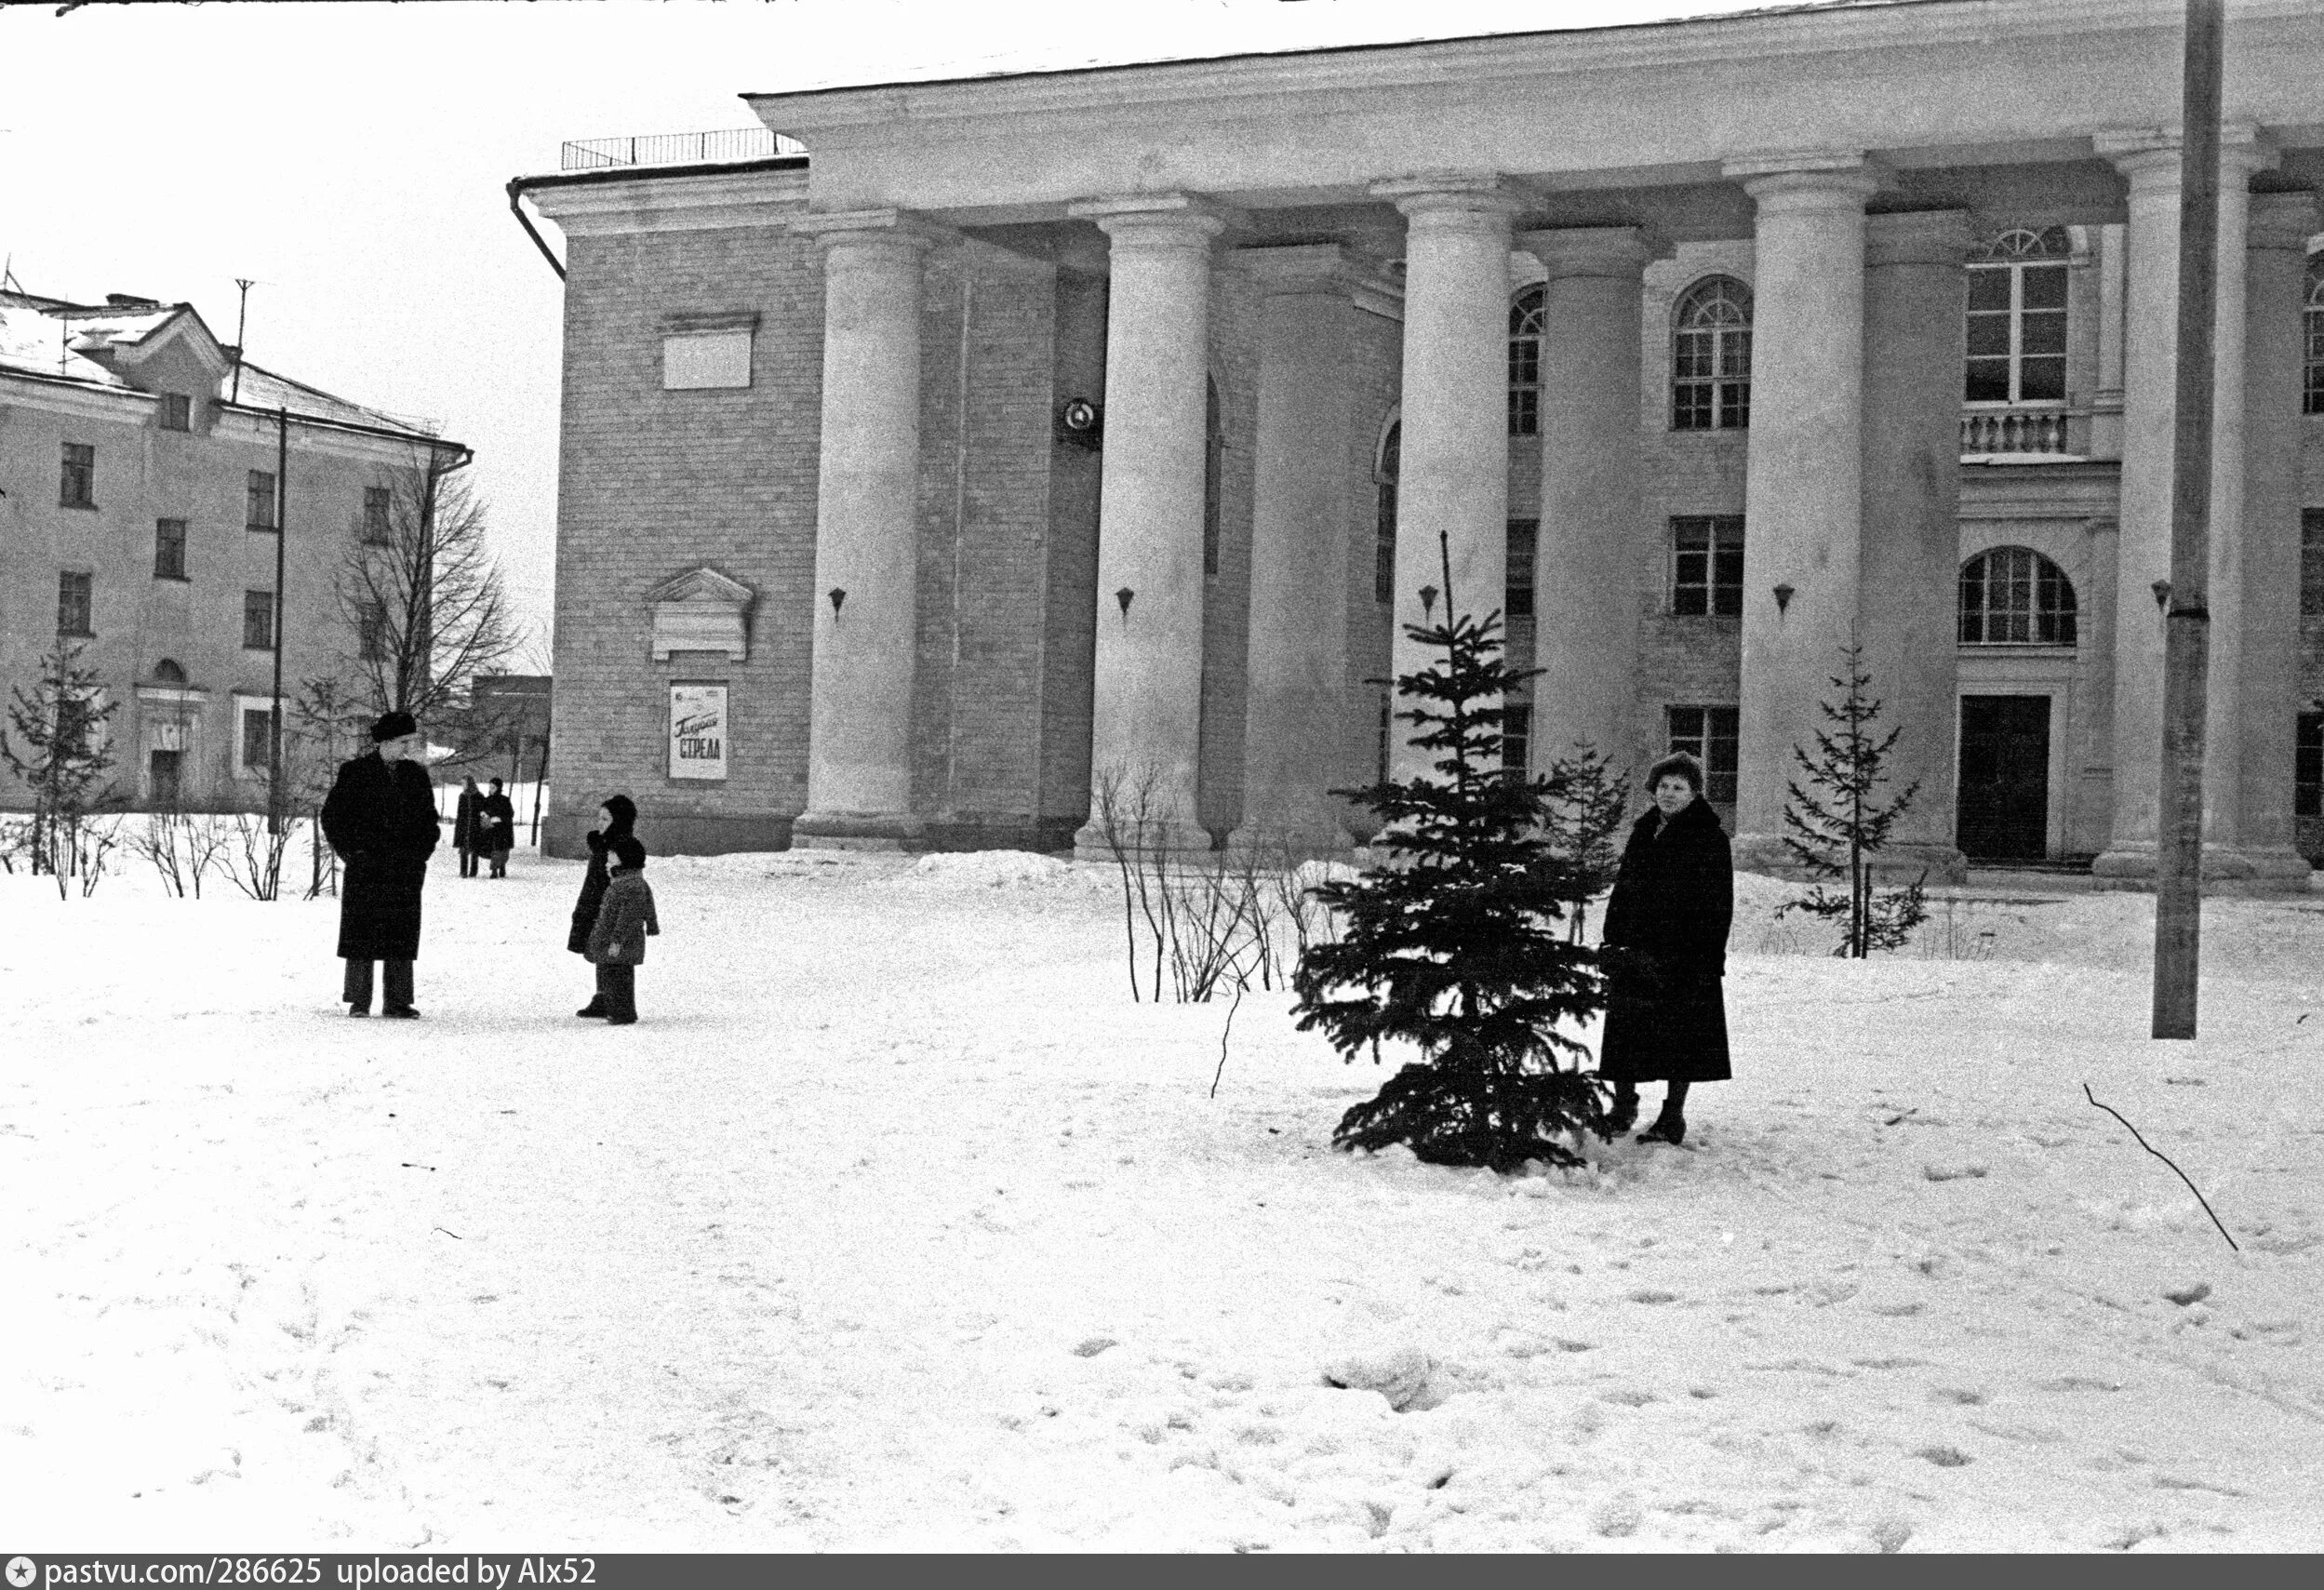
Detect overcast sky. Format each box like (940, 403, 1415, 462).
(4, 0, 1790, 670)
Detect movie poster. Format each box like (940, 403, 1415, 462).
(668, 683, 728, 781)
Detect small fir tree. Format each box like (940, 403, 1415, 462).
(1779, 645, 1930, 957)
(1539, 744, 1631, 942)
(1292, 555, 1608, 1172)
(0, 643, 121, 895)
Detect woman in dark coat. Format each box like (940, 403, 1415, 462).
(480, 778, 517, 878)
(568, 794, 638, 1016)
(1596, 751, 1734, 1145)
(320, 712, 441, 1018)
(452, 776, 484, 878)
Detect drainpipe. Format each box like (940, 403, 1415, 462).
(506, 180, 566, 282)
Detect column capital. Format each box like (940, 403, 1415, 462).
(2095, 124, 2276, 186)
(1864, 208, 1970, 268)
(1515, 224, 1665, 281)
(1068, 194, 1230, 247)
(1371, 173, 1523, 229)
(788, 207, 946, 252)
(1725, 151, 1880, 208)
(2249, 189, 2320, 252)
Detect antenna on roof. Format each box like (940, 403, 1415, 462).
(232, 276, 257, 403)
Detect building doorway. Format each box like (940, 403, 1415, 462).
(149, 748, 182, 808)
(1957, 695, 2050, 861)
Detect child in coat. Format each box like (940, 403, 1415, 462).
(583, 835, 660, 1025)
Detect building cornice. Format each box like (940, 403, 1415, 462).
(742, 1, 2313, 137)
(524, 167, 812, 237)
(208, 405, 469, 470)
(0, 368, 155, 424)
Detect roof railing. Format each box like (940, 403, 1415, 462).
(558, 127, 804, 171)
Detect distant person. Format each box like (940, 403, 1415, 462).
(452, 775, 484, 879)
(481, 778, 516, 878)
(320, 712, 441, 1019)
(583, 835, 659, 1026)
(1596, 752, 1734, 1146)
(568, 794, 638, 1017)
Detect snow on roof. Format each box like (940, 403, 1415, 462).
(230, 360, 444, 440)
(0, 287, 445, 443)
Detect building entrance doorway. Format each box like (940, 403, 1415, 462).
(149, 748, 181, 808)
(1957, 695, 2049, 861)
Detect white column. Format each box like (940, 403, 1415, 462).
(1725, 154, 1877, 872)
(792, 210, 935, 847)
(1372, 175, 1519, 780)
(1859, 209, 1970, 881)
(1069, 195, 1224, 857)
(1517, 226, 1654, 770)
(2232, 190, 2318, 884)
(1232, 246, 1368, 855)
(2090, 131, 2279, 883)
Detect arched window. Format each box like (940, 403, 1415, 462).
(1959, 546, 2077, 647)
(1202, 376, 1224, 578)
(2304, 252, 2324, 417)
(152, 658, 187, 684)
(1373, 419, 1399, 605)
(1968, 227, 2070, 405)
(1672, 276, 1751, 431)
(1509, 285, 1544, 436)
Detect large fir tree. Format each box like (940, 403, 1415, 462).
(1779, 644, 1930, 957)
(0, 642, 120, 889)
(1292, 561, 1608, 1171)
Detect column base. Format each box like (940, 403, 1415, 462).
(2090, 842, 2314, 896)
(792, 810, 929, 851)
(1072, 816, 1216, 864)
(1223, 820, 1358, 864)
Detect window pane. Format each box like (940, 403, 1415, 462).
(1965, 315, 2011, 356)
(1674, 386, 1710, 430)
(1675, 337, 1711, 381)
(1965, 360, 2011, 403)
(1719, 383, 1750, 430)
(1721, 329, 1751, 380)
(2021, 263, 2068, 310)
(2020, 311, 2067, 355)
(2019, 356, 2066, 402)
(1967, 270, 2011, 311)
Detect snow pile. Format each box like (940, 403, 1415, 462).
(5, 848, 2323, 1551)
(888, 849, 1110, 895)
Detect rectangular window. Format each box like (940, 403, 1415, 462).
(661, 328, 752, 390)
(1505, 519, 1537, 621)
(240, 704, 279, 778)
(1967, 261, 2067, 405)
(159, 393, 192, 432)
(1671, 515, 1745, 616)
(363, 487, 394, 544)
(154, 518, 188, 581)
(247, 471, 277, 531)
(2300, 712, 2324, 819)
(2303, 511, 2324, 618)
(57, 571, 94, 636)
(60, 442, 96, 508)
(358, 598, 388, 662)
(1503, 698, 1532, 775)
(1666, 704, 1741, 806)
(243, 589, 276, 651)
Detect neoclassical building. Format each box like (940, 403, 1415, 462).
(515, 0, 2324, 886)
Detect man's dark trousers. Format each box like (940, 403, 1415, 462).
(344, 958, 414, 1012)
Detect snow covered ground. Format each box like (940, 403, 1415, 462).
(4, 843, 2320, 1552)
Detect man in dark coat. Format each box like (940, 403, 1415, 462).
(321, 711, 441, 1018)
(1597, 751, 1734, 1145)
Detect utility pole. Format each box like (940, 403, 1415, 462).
(2153, 0, 2225, 1039)
(268, 405, 289, 837)
(232, 278, 254, 404)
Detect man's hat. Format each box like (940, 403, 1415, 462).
(371, 711, 419, 742)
